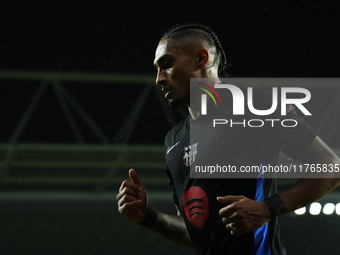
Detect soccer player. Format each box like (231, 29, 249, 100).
(116, 23, 340, 254)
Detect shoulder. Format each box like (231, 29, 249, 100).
(248, 86, 275, 104)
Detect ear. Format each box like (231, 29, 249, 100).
(196, 49, 209, 70)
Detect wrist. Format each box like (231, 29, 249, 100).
(263, 194, 286, 218)
(137, 207, 158, 228)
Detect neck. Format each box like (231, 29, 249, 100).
(188, 75, 221, 120)
(188, 107, 200, 120)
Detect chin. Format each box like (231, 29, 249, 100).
(168, 99, 182, 109)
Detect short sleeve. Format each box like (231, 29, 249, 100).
(249, 88, 317, 160)
(269, 107, 316, 160)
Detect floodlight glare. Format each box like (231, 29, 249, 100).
(323, 203, 335, 215)
(294, 207, 306, 215)
(309, 202, 321, 215)
(336, 203, 340, 215)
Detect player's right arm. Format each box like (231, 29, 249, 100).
(116, 168, 193, 247)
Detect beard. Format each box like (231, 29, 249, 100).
(168, 93, 190, 109)
(168, 98, 182, 109)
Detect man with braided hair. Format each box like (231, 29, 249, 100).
(116, 23, 340, 254)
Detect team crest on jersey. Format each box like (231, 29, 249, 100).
(183, 142, 199, 166)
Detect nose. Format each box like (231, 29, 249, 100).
(156, 69, 167, 86)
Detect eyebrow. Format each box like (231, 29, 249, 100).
(153, 54, 171, 69)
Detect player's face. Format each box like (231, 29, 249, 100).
(154, 39, 200, 108)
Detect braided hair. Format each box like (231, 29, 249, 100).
(160, 23, 230, 77)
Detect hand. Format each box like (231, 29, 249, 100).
(217, 195, 271, 236)
(116, 169, 148, 223)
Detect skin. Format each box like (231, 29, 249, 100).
(117, 38, 340, 245)
(153, 38, 220, 119)
(218, 135, 340, 236)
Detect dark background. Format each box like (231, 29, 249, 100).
(2, 1, 340, 77)
(2, 0, 340, 145)
(1, 1, 340, 255)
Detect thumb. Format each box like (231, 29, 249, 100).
(217, 195, 243, 204)
(129, 169, 144, 188)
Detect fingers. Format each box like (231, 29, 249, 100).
(117, 194, 142, 212)
(226, 222, 237, 231)
(116, 192, 139, 208)
(116, 169, 148, 222)
(218, 196, 269, 236)
(217, 195, 245, 204)
(222, 218, 248, 236)
(116, 182, 145, 221)
(219, 203, 239, 236)
(218, 195, 247, 236)
(117, 170, 144, 210)
(219, 203, 238, 218)
(117, 177, 143, 203)
(118, 169, 143, 193)
(220, 210, 238, 236)
(218, 195, 246, 217)
(226, 222, 246, 236)
(118, 179, 141, 194)
(221, 211, 237, 224)
(129, 168, 144, 187)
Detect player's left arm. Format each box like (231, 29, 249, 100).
(277, 135, 340, 212)
(218, 135, 340, 236)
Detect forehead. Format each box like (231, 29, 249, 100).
(154, 39, 176, 65)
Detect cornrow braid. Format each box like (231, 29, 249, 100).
(161, 23, 230, 77)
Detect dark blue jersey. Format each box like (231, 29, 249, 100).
(164, 88, 316, 255)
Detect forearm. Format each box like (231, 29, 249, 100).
(149, 210, 193, 247)
(279, 178, 340, 214)
(279, 154, 340, 213)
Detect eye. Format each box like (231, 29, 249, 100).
(163, 61, 172, 70)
